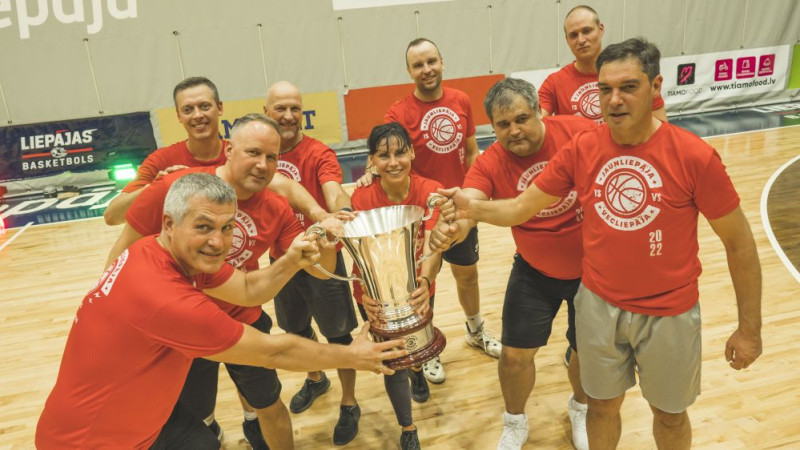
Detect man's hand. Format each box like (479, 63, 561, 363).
(437, 187, 471, 222)
(154, 164, 189, 180)
(725, 327, 762, 370)
(356, 171, 376, 188)
(409, 277, 431, 317)
(314, 217, 345, 250)
(429, 220, 459, 253)
(361, 294, 384, 325)
(284, 233, 321, 270)
(350, 322, 407, 375)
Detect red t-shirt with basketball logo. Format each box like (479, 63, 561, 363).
(126, 166, 303, 325)
(350, 174, 442, 303)
(122, 140, 229, 193)
(534, 123, 739, 315)
(384, 87, 476, 189)
(539, 63, 666, 123)
(464, 116, 597, 280)
(277, 135, 344, 229)
(36, 236, 242, 449)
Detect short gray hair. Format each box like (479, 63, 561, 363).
(163, 172, 237, 223)
(230, 113, 281, 139)
(483, 78, 540, 122)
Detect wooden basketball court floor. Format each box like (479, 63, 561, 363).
(1, 125, 799, 449)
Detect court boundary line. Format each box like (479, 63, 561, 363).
(0, 221, 34, 254)
(760, 153, 800, 284)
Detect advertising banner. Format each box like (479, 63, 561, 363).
(0, 112, 156, 182)
(155, 91, 343, 147)
(661, 45, 790, 105)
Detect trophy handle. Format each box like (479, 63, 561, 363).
(305, 224, 361, 282)
(418, 193, 450, 264)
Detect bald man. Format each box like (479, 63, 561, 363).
(263, 81, 362, 446)
(539, 5, 668, 123)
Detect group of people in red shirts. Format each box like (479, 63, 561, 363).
(36, 4, 761, 450)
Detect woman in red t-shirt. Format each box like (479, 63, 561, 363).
(351, 122, 443, 449)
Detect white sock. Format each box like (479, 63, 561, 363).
(243, 410, 258, 421)
(203, 414, 215, 426)
(570, 396, 588, 410)
(466, 314, 483, 333)
(503, 411, 527, 423)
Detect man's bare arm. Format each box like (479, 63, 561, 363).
(439, 183, 559, 227)
(268, 173, 329, 222)
(103, 190, 144, 226)
(105, 224, 144, 269)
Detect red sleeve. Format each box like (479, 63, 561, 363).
(122, 151, 166, 193)
(694, 150, 740, 219)
(195, 262, 236, 289)
(125, 178, 170, 236)
(534, 137, 577, 197)
(653, 93, 665, 110)
(144, 288, 244, 359)
(317, 148, 344, 185)
(273, 199, 304, 258)
(384, 103, 399, 124)
(538, 75, 557, 115)
(463, 152, 494, 197)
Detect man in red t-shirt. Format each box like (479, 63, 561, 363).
(359, 38, 500, 384)
(539, 5, 667, 123)
(36, 172, 406, 450)
(440, 38, 762, 450)
(106, 114, 342, 449)
(103, 76, 329, 230)
(263, 81, 361, 445)
(431, 78, 595, 449)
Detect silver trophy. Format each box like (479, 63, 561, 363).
(308, 195, 446, 370)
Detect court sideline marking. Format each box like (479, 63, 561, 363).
(0, 221, 34, 254)
(760, 153, 800, 284)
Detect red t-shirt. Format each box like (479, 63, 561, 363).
(385, 87, 476, 189)
(464, 116, 597, 280)
(126, 166, 303, 324)
(276, 135, 343, 229)
(538, 63, 666, 123)
(36, 236, 242, 449)
(122, 140, 229, 193)
(534, 123, 740, 315)
(350, 174, 443, 303)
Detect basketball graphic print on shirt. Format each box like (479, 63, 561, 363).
(228, 209, 258, 269)
(517, 161, 577, 218)
(593, 156, 662, 231)
(276, 160, 307, 226)
(571, 82, 602, 122)
(420, 106, 465, 161)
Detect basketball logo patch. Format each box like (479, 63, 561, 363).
(570, 82, 603, 123)
(420, 107, 464, 155)
(228, 209, 257, 268)
(277, 160, 302, 182)
(518, 161, 577, 218)
(593, 156, 662, 230)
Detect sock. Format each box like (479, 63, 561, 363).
(203, 414, 215, 426)
(243, 410, 258, 421)
(570, 396, 588, 410)
(466, 313, 483, 333)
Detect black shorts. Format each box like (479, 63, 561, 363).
(443, 226, 479, 266)
(178, 311, 282, 417)
(501, 254, 581, 350)
(151, 401, 218, 450)
(274, 252, 358, 339)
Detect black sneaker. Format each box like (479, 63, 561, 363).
(208, 419, 224, 443)
(400, 429, 421, 450)
(410, 369, 429, 403)
(290, 373, 331, 413)
(242, 418, 269, 450)
(333, 404, 361, 445)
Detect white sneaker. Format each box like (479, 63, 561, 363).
(422, 355, 446, 384)
(568, 395, 589, 450)
(465, 322, 502, 358)
(497, 412, 528, 450)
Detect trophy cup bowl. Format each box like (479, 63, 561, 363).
(307, 197, 446, 370)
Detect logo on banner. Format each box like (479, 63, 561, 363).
(2, 0, 138, 40)
(570, 82, 602, 122)
(758, 54, 775, 76)
(593, 156, 662, 231)
(420, 107, 464, 157)
(517, 161, 577, 218)
(20, 129, 97, 172)
(677, 63, 696, 86)
(715, 59, 733, 81)
(228, 209, 258, 269)
(736, 57, 756, 79)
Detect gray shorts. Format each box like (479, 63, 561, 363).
(575, 284, 701, 413)
(274, 252, 358, 339)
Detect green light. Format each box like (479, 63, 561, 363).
(110, 163, 137, 182)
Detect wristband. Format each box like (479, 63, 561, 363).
(339, 207, 353, 212)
